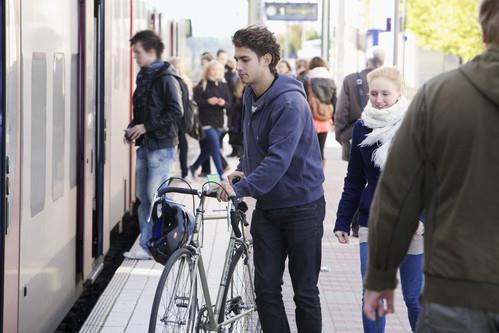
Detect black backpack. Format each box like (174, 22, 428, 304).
(147, 67, 197, 137)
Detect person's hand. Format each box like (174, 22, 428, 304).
(212, 181, 235, 202)
(334, 231, 349, 244)
(416, 221, 424, 236)
(126, 124, 146, 141)
(123, 130, 133, 144)
(227, 171, 245, 185)
(363, 289, 395, 321)
(217, 98, 226, 106)
(208, 97, 219, 105)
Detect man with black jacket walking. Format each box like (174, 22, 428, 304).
(363, 1, 499, 330)
(217, 26, 325, 333)
(124, 30, 183, 260)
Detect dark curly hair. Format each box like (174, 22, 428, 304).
(130, 30, 165, 58)
(232, 26, 281, 74)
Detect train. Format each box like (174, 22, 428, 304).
(0, 0, 188, 332)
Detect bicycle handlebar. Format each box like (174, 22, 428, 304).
(157, 186, 218, 198)
(157, 185, 244, 238)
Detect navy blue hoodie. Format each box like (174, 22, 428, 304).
(233, 74, 324, 209)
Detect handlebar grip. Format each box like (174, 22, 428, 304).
(230, 210, 242, 238)
(202, 190, 219, 198)
(231, 176, 241, 185)
(157, 186, 198, 197)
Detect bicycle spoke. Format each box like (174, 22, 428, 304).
(220, 247, 261, 333)
(150, 249, 197, 333)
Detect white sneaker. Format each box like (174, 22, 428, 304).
(123, 247, 153, 260)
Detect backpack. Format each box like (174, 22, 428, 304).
(307, 79, 334, 121)
(147, 67, 197, 137)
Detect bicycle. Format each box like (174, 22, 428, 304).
(148, 179, 261, 333)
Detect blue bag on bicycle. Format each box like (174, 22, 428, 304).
(147, 197, 195, 265)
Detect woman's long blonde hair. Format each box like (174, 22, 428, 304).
(201, 60, 224, 91)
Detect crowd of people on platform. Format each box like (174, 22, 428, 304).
(122, 0, 499, 331)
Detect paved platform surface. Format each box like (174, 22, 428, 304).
(81, 134, 413, 333)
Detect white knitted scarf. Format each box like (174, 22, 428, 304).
(359, 97, 409, 170)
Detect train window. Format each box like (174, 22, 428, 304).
(52, 53, 65, 201)
(31, 52, 47, 216)
(70, 54, 77, 188)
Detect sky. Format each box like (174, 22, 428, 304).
(148, 0, 249, 39)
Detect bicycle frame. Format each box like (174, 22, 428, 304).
(186, 193, 256, 331)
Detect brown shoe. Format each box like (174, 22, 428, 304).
(198, 172, 208, 177)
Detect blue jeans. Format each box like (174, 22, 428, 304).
(191, 127, 224, 176)
(136, 146, 176, 250)
(360, 242, 423, 332)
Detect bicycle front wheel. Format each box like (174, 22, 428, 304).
(149, 247, 198, 333)
(218, 243, 261, 332)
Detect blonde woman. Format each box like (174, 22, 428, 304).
(190, 60, 231, 178)
(334, 67, 423, 332)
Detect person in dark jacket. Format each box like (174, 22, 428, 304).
(334, 48, 384, 161)
(217, 26, 325, 333)
(364, 1, 499, 330)
(190, 60, 232, 178)
(334, 67, 423, 332)
(123, 30, 183, 260)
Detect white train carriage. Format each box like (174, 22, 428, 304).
(0, 0, 187, 332)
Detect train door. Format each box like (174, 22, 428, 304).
(2, 0, 21, 332)
(92, 0, 106, 262)
(0, 2, 6, 332)
(18, 0, 80, 331)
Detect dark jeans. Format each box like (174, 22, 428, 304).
(317, 132, 328, 160)
(178, 133, 188, 178)
(250, 196, 325, 333)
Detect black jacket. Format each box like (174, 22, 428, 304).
(131, 62, 183, 149)
(193, 80, 231, 129)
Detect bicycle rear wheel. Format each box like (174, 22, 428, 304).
(149, 247, 198, 333)
(218, 242, 261, 332)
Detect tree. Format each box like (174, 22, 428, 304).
(406, 0, 483, 62)
(277, 24, 304, 58)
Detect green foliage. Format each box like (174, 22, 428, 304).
(277, 24, 304, 58)
(304, 29, 320, 41)
(406, 0, 484, 61)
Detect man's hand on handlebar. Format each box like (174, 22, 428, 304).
(227, 171, 245, 185)
(214, 181, 236, 202)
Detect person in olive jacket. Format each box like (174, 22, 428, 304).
(364, 1, 499, 330)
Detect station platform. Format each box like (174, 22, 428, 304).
(80, 135, 413, 333)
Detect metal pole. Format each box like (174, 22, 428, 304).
(393, 0, 400, 66)
(248, 0, 264, 25)
(321, 0, 330, 61)
(335, 0, 345, 83)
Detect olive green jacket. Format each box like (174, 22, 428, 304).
(365, 46, 499, 313)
